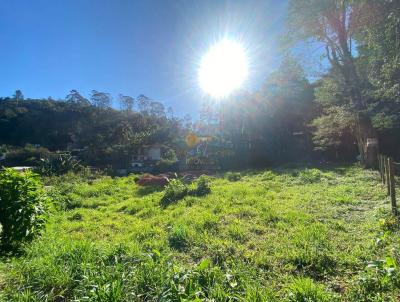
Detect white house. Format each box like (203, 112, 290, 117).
(131, 144, 163, 169)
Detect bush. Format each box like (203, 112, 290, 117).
(0, 168, 48, 251)
(155, 159, 179, 173)
(379, 216, 399, 232)
(163, 147, 178, 161)
(160, 179, 188, 206)
(160, 176, 211, 206)
(226, 172, 241, 182)
(348, 256, 400, 301)
(189, 175, 211, 196)
(2, 145, 50, 166)
(35, 152, 82, 176)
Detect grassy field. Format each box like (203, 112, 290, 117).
(1, 165, 399, 301)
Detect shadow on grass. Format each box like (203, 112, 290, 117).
(0, 242, 26, 257)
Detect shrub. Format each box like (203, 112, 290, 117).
(153, 148, 178, 173)
(160, 179, 188, 206)
(348, 256, 400, 301)
(163, 147, 178, 161)
(3, 145, 50, 166)
(155, 159, 179, 173)
(0, 168, 48, 251)
(160, 176, 211, 206)
(189, 175, 211, 196)
(379, 216, 399, 232)
(226, 172, 241, 182)
(35, 152, 82, 176)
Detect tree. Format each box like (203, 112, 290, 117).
(356, 0, 400, 130)
(66, 90, 90, 105)
(311, 106, 356, 158)
(183, 114, 192, 131)
(287, 0, 379, 167)
(221, 59, 314, 165)
(137, 94, 151, 114)
(314, 76, 347, 106)
(356, 0, 400, 102)
(166, 106, 174, 119)
(118, 94, 135, 112)
(13, 90, 24, 102)
(198, 100, 218, 135)
(149, 101, 165, 118)
(90, 90, 112, 108)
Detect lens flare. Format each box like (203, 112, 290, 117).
(198, 39, 248, 98)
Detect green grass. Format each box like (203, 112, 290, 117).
(1, 165, 400, 301)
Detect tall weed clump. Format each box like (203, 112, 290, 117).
(160, 176, 211, 206)
(348, 256, 400, 301)
(226, 172, 241, 182)
(35, 152, 82, 176)
(288, 277, 334, 302)
(190, 175, 211, 196)
(0, 168, 48, 251)
(160, 179, 188, 206)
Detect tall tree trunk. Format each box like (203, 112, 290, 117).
(324, 5, 379, 168)
(338, 27, 378, 168)
(355, 113, 379, 168)
(343, 57, 379, 168)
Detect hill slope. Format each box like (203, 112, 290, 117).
(1, 165, 399, 301)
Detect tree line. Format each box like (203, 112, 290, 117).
(0, 0, 399, 170)
(197, 0, 400, 167)
(0, 91, 186, 168)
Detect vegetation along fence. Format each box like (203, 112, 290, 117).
(378, 154, 399, 216)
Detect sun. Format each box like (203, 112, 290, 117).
(198, 39, 248, 98)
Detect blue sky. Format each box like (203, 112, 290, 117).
(0, 0, 287, 117)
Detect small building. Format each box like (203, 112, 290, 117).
(132, 144, 162, 162)
(130, 144, 164, 172)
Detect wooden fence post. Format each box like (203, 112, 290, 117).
(379, 154, 384, 184)
(382, 155, 386, 185)
(384, 156, 390, 196)
(388, 157, 397, 216)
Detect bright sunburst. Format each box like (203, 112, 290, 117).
(198, 39, 248, 98)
